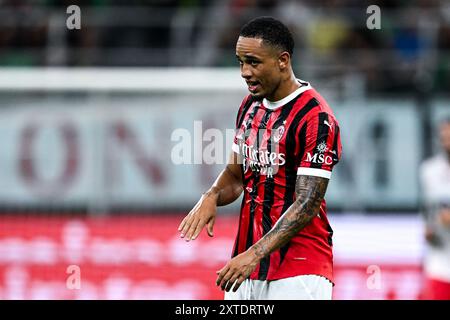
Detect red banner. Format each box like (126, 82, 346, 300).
(0, 215, 424, 299)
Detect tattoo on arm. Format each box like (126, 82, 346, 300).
(252, 175, 329, 259)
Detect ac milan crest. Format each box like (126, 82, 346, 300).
(273, 125, 285, 142)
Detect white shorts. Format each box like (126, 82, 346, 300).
(224, 275, 333, 300)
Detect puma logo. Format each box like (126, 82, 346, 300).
(324, 120, 333, 131)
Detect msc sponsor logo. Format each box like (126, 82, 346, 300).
(305, 152, 334, 165)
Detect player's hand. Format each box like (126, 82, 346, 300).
(215, 250, 261, 292)
(178, 192, 217, 241)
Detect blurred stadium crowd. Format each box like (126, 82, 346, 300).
(1, 0, 450, 94)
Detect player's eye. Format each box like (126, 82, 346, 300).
(249, 60, 259, 66)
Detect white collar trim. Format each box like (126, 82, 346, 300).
(262, 79, 312, 110)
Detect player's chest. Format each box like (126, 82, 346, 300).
(237, 106, 292, 146)
(236, 106, 294, 178)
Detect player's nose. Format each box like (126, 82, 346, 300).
(240, 64, 252, 79)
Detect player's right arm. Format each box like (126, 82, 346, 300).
(177, 151, 243, 241)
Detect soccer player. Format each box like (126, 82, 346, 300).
(419, 118, 450, 300)
(178, 16, 342, 300)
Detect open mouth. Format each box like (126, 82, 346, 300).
(246, 81, 260, 93)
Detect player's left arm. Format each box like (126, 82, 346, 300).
(215, 174, 328, 292)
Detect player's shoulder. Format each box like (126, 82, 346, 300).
(236, 94, 254, 115)
(292, 88, 338, 123)
(235, 94, 255, 127)
(239, 94, 254, 108)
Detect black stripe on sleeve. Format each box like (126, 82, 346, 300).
(290, 98, 320, 134)
(332, 125, 340, 164)
(310, 112, 330, 169)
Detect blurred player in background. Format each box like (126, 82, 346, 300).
(420, 118, 450, 300)
(178, 17, 342, 300)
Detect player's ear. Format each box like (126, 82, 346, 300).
(278, 51, 290, 70)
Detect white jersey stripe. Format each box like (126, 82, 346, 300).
(297, 167, 332, 179)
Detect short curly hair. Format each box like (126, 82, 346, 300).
(239, 16, 294, 55)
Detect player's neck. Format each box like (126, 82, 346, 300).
(267, 76, 301, 102)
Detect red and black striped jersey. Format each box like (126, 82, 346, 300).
(231, 79, 342, 283)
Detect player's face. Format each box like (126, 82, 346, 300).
(236, 36, 283, 100)
(440, 122, 450, 153)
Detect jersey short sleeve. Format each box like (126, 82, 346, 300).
(296, 112, 342, 179)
